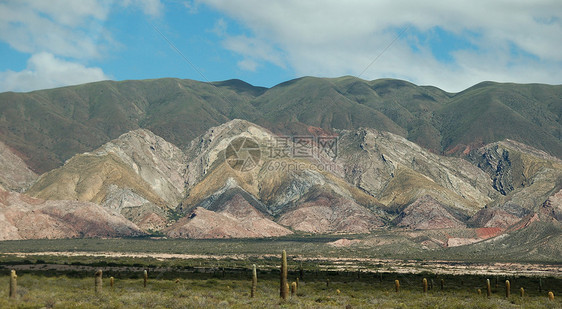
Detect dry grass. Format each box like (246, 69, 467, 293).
(1, 272, 560, 309)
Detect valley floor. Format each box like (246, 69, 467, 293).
(1, 238, 561, 308)
(2, 251, 562, 278)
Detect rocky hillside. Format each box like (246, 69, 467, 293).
(0, 118, 560, 247)
(165, 193, 293, 239)
(0, 141, 37, 192)
(175, 119, 386, 236)
(335, 128, 497, 214)
(392, 195, 466, 230)
(26, 129, 186, 231)
(0, 189, 141, 240)
(467, 140, 562, 227)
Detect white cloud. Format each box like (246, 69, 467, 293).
(0, 0, 164, 59)
(222, 35, 285, 68)
(202, 0, 562, 91)
(211, 18, 228, 36)
(0, 0, 112, 59)
(182, 0, 200, 14)
(0, 0, 163, 92)
(237, 59, 258, 71)
(0, 53, 111, 93)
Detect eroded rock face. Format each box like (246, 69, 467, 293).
(278, 190, 385, 234)
(102, 185, 168, 231)
(26, 129, 188, 233)
(336, 128, 496, 213)
(0, 189, 142, 240)
(469, 144, 514, 195)
(96, 129, 187, 206)
(165, 194, 292, 239)
(469, 140, 562, 214)
(0, 141, 37, 192)
(506, 213, 541, 233)
(179, 120, 384, 233)
(14, 120, 561, 240)
(393, 195, 466, 230)
(468, 206, 528, 228)
(28, 129, 186, 207)
(541, 189, 562, 221)
(469, 140, 559, 191)
(184, 119, 275, 191)
(261, 169, 333, 216)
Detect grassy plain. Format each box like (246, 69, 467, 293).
(1, 237, 561, 308)
(0, 269, 560, 308)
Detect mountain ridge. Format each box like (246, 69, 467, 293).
(1, 77, 560, 174)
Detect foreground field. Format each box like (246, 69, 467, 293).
(1, 238, 561, 308)
(1, 271, 561, 309)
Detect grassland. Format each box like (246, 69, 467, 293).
(0, 236, 561, 308)
(1, 267, 561, 308)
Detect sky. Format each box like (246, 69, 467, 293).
(1, 0, 561, 93)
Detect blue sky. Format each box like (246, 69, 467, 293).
(1, 0, 561, 93)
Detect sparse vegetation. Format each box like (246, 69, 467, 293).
(0, 238, 560, 307)
(1, 270, 561, 308)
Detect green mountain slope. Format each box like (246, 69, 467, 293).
(248, 76, 406, 136)
(0, 77, 560, 173)
(437, 82, 562, 156)
(0, 78, 262, 172)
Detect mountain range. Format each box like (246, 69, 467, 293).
(1, 76, 560, 174)
(0, 77, 561, 259)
